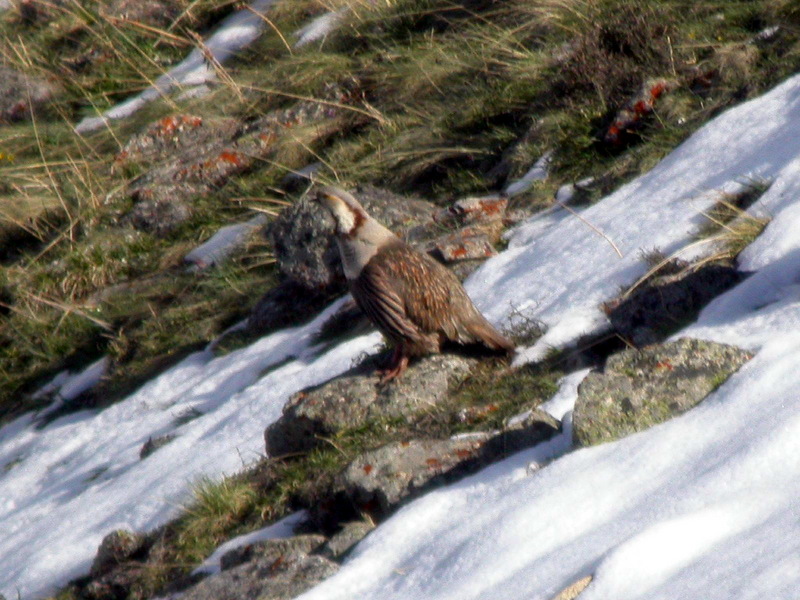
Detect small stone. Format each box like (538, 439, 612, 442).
(90, 530, 146, 578)
(124, 193, 192, 237)
(434, 233, 496, 262)
(139, 434, 177, 459)
(434, 195, 507, 228)
(319, 521, 375, 559)
(336, 436, 492, 514)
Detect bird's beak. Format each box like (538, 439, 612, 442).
(314, 187, 340, 210)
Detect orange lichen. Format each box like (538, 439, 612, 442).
(604, 79, 672, 145)
(155, 114, 203, 137)
(217, 149, 248, 167)
(477, 198, 505, 216)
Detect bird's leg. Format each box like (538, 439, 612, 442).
(378, 346, 409, 384)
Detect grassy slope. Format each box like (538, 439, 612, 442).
(0, 0, 799, 596)
(1, 0, 798, 421)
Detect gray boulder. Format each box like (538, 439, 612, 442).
(180, 536, 337, 600)
(336, 410, 559, 515)
(268, 185, 437, 293)
(265, 353, 477, 457)
(573, 338, 751, 446)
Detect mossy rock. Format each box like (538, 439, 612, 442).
(573, 338, 751, 446)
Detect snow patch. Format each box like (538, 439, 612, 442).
(193, 511, 307, 576)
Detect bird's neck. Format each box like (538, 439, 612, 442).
(336, 218, 398, 280)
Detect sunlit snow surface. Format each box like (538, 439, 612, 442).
(2, 71, 800, 600)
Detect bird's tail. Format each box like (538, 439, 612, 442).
(466, 316, 516, 354)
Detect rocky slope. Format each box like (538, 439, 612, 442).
(0, 1, 799, 599)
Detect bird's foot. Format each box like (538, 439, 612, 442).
(377, 349, 409, 385)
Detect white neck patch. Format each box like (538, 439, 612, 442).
(331, 201, 358, 235)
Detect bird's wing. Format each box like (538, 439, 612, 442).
(351, 254, 423, 346)
(364, 243, 472, 341)
(378, 243, 514, 351)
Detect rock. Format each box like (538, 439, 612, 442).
(432, 232, 496, 262)
(0, 66, 57, 123)
(604, 79, 674, 145)
(319, 521, 375, 559)
(219, 535, 326, 571)
(429, 195, 507, 263)
(139, 434, 177, 459)
(179, 536, 338, 600)
(265, 353, 476, 457)
(267, 194, 341, 292)
(123, 192, 193, 237)
(90, 530, 146, 577)
(82, 567, 149, 600)
(116, 86, 350, 237)
(336, 410, 559, 515)
(434, 195, 508, 231)
(268, 185, 436, 293)
(573, 338, 752, 446)
(338, 436, 491, 514)
(605, 261, 746, 345)
(115, 115, 241, 170)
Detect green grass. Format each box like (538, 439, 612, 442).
(694, 179, 773, 261)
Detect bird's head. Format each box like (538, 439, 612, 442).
(315, 185, 368, 237)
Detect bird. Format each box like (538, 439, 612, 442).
(315, 185, 515, 383)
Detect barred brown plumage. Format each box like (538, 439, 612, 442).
(315, 185, 514, 382)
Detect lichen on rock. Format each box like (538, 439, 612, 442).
(265, 353, 477, 457)
(572, 338, 752, 446)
